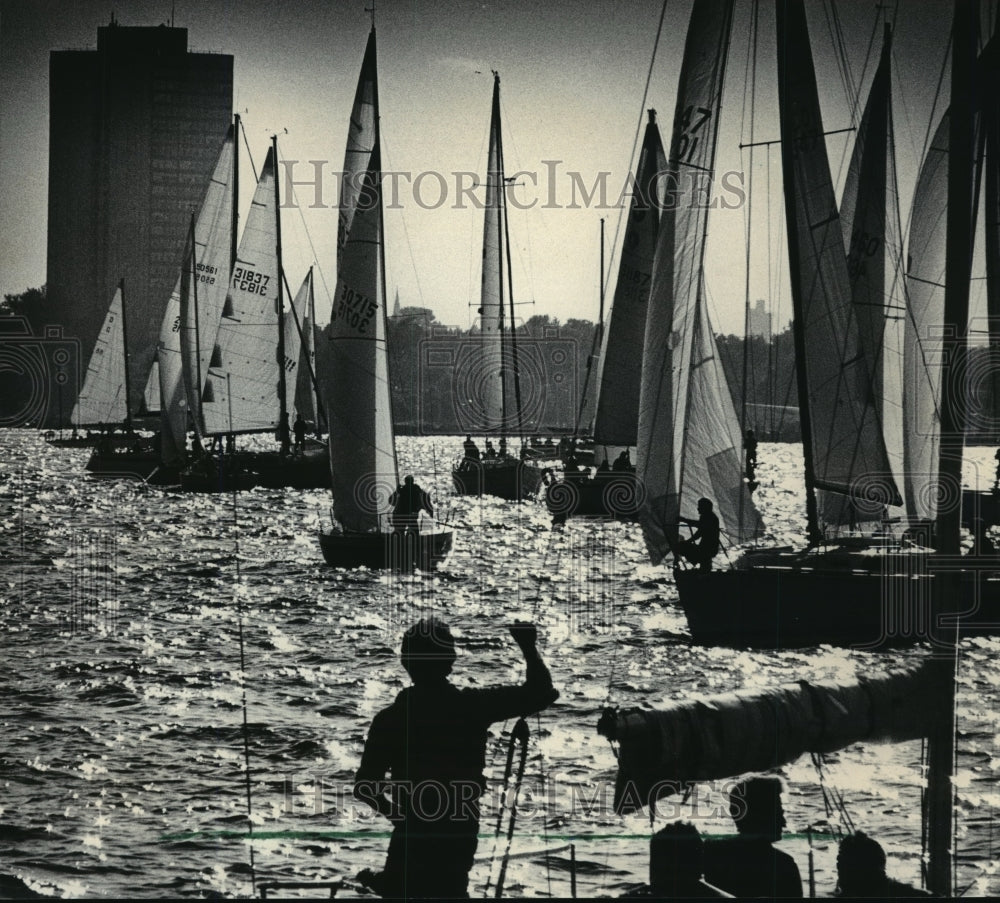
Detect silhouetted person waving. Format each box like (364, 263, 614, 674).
(678, 498, 721, 572)
(389, 475, 433, 535)
(354, 618, 559, 898)
(703, 776, 803, 898)
(836, 831, 931, 897)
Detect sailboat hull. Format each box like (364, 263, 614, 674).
(675, 558, 1000, 649)
(962, 489, 1000, 528)
(452, 458, 542, 500)
(544, 472, 641, 521)
(85, 447, 179, 484)
(318, 530, 453, 571)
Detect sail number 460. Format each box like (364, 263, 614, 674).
(233, 266, 270, 296)
(334, 284, 376, 333)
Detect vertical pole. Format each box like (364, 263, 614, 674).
(119, 278, 133, 431)
(273, 136, 288, 427)
(928, 2, 977, 896)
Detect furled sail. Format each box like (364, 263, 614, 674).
(322, 143, 397, 533)
(73, 283, 127, 427)
(152, 124, 236, 463)
(821, 26, 906, 526)
(601, 662, 945, 813)
(593, 112, 668, 447)
(637, 0, 759, 564)
(202, 146, 281, 435)
(777, 0, 899, 526)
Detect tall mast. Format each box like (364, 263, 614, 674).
(232, 114, 241, 272)
(490, 72, 508, 442)
(308, 267, 322, 436)
(273, 133, 288, 427)
(119, 277, 132, 431)
(927, 1, 978, 895)
(189, 213, 204, 433)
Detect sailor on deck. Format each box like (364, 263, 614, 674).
(463, 435, 480, 461)
(703, 776, 803, 898)
(354, 618, 559, 899)
(293, 414, 307, 455)
(835, 831, 931, 898)
(678, 498, 721, 572)
(389, 475, 433, 535)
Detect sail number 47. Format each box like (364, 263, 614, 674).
(674, 106, 712, 164)
(334, 284, 377, 333)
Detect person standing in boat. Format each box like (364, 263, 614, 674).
(389, 475, 433, 535)
(463, 435, 480, 462)
(677, 498, 721, 572)
(354, 618, 559, 899)
(277, 411, 291, 456)
(703, 776, 803, 898)
(293, 414, 307, 455)
(835, 831, 931, 897)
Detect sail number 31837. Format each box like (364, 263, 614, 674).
(333, 284, 376, 333)
(233, 266, 269, 296)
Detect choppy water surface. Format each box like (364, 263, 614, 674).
(1, 431, 999, 897)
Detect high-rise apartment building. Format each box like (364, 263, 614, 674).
(47, 20, 233, 421)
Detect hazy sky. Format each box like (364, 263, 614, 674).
(0, 0, 966, 336)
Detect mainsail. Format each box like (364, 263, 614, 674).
(777, 0, 899, 536)
(152, 124, 236, 463)
(339, 28, 378, 256)
(592, 112, 668, 448)
(478, 73, 507, 433)
(603, 662, 945, 813)
(72, 282, 127, 427)
(202, 146, 282, 435)
(637, 0, 760, 564)
(321, 28, 397, 534)
(823, 25, 906, 525)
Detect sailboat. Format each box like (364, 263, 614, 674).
(317, 24, 452, 571)
(544, 112, 667, 523)
(634, 0, 762, 565)
(180, 137, 328, 492)
(669, 1, 1000, 649)
(451, 74, 543, 501)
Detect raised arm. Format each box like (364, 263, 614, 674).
(471, 623, 559, 724)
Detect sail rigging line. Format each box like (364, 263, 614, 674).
(237, 114, 259, 183)
(380, 129, 427, 309)
(491, 717, 529, 900)
(602, 0, 671, 310)
(226, 372, 257, 896)
(273, 134, 289, 428)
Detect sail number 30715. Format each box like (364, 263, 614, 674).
(333, 284, 377, 333)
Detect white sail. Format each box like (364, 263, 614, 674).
(143, 359, 161, 415)
(821, 26, 906, 525)
(322, 146, 397, 533)
(151, 124, 235, 463)
(73, 284, 127, 427)
(478, 73, 506, 432)
(777, 0, 898, 528)
(592, 112, 668, 447)
(338, 29, 378, 256)
(202, 146, 281, 435)
(282, 291, 304, 418)
(637, 0, 758, 564)
(290, 271, 316, 422)
(903, 113, 949, 522)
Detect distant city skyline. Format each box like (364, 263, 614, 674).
(0, 0, 969, 338)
